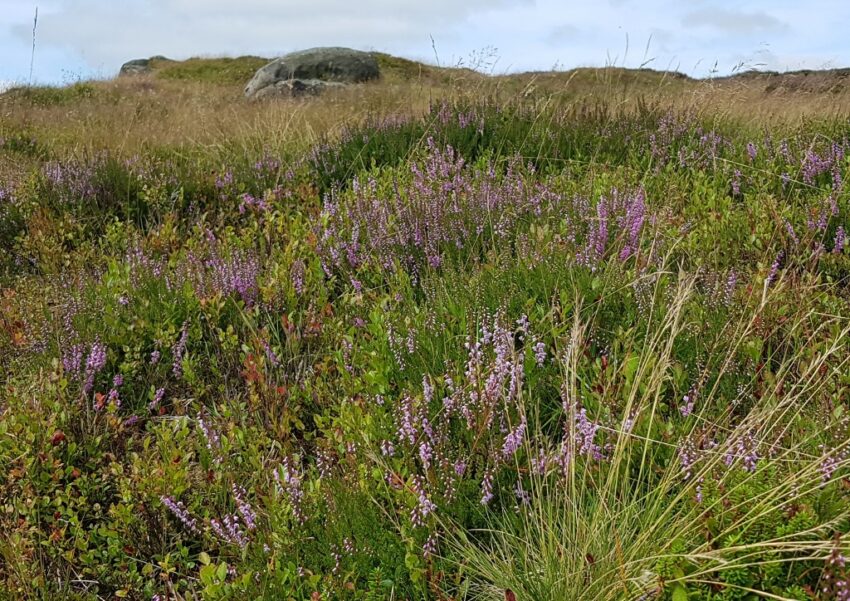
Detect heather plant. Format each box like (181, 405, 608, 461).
(444, 273, 850, 600)
(1, 75, 850, 601)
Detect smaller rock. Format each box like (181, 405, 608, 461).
(119, 56, 171, 76)
(120, 59, 152, 76)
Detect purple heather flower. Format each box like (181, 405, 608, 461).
(514, 480, 530, 506)
(533, 341, 547, 366)
(423, 534, 438, 558)
(746, 142, 758, 161)
(576, 407, 602, 459)
(411, 474, 436, 526)
(172, 322, 189, 378)
(418, 439, 433, 469)
(62, 343, 84, 374)
(724, 432, 760, 473)
(232, 484, 257, 531)
(731, 170, 742, 196)
(211, 515, 249, 548)
(198, 414, 221, 458)
(161, 496, 200, 534)
(723, 270, 737, 306)
(149, 349, 161, 365)
(82, 340, 107, 395)
(784, 220, 800, 245)
(766, 251, 783, 287)
(106, 388, 121, 409)
(819, 446, 848, 487)
(502, 416, 527, 458)
(835, 227, 846, 254)
(396, 394, 418, 445)
(85, 340, 107, 374)
(678, 439, 698, 481)
(215, 171, 233, 190)
(262, 339, 280, 367)
(149, 387, 166, 411)
(275, 458, 306, 524)
(291, 259, 306, 296)
(680, 388, 697, 417)
(480, 470, 494, 506)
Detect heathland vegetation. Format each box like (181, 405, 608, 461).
(1, 54, 850, 600)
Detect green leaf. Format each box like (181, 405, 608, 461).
(200, 564, 216, 585)
(198, 551, 211, 566)
(672, 584, 688, 601)
(623, 355, 640, 384)
(216, 561, 228, 581)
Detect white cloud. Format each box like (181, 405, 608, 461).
(0, 0, 847, 82)
(681, 8, 788, 35)
(9, 0, 531, 71)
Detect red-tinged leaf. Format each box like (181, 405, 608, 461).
(505, 590, 517, 601)
(51, 430, 66, 446)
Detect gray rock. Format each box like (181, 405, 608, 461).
(119, 56, 172, 76)
(253, 78, 348, 99)
(120, 58, 153, 76)
(244, 47, 379, 98)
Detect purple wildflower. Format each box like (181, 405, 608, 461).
(198, 414, 221, 458)
(480, 470, 494, 506)
(502, 416, 527, 458)
(232, 484, 257, 531)
(766, 251, 783, 287)
(731, 169, 742, 196)
(62, 343, 84, 374)
(82, 340, 107, 395)
(172, 322, 189, 378)
(291, 259, 306, 296)
(275, 457, 306, 524)
(533, 341, 547, 366)
(746, 142, 757, 161)
(161, 496, 200, 534)
(150, 387, 165, 411)
(835, 227, 846, 254)
(410, 474, 436, 527)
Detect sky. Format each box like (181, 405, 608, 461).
(0, 0, 847, 89)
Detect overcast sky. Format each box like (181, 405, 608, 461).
(0, 0, 846, 88)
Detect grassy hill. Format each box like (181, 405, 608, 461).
(1, 51, 850, 600)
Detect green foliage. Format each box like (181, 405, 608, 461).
(1, 82, 100, 107)
(153, 56, 270, 85)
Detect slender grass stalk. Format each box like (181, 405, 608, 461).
(29, 7, 38, 87)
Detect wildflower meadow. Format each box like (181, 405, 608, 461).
(1, 64, 849, 600)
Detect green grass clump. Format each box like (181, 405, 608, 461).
(2, 81, 100, 107)
(153, 56, 271, 85)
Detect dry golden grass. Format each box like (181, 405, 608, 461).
(2, 58, 849, 165)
